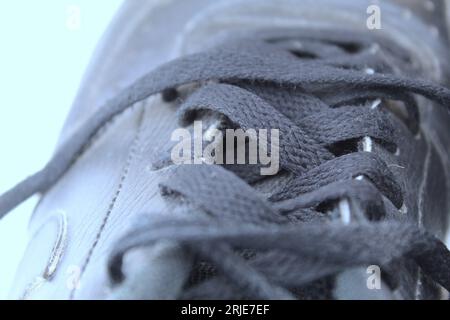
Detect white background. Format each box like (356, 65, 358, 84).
(0, 0, 122, 299)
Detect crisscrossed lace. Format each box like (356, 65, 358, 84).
(1, 29, 450, 299)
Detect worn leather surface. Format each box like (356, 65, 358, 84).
(10, 0, 209, 299)
(9, 0, 450, 299)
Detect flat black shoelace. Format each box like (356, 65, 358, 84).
(1, 29, 450, 299)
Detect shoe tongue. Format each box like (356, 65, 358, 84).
(177, 0, 450, 83)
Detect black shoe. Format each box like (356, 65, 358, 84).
(1, 0, 450, 299)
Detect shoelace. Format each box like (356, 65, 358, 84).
(1, 29, 450, 299)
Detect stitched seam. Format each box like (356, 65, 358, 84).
(32, 106, 139, 219)
(414, 135, 431, 300)
(69, 106, 146, 299)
